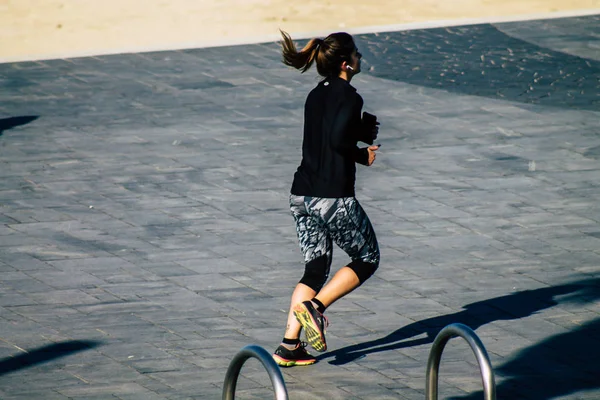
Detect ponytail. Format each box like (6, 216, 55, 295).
(280, 30, 322, 73)
(280, 30, 356, 78)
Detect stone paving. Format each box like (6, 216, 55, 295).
(1, 14, 599, 400)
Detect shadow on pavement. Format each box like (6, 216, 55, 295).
(0, 116, 39, 136)
(323, 278, 599, 364)
(355, 20, 600, 111)
(0, 340, 102, 376)
(448, 316, 600, 400)
(322, 278, 599, 398)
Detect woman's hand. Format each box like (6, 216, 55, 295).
(367, 144, 380, 166)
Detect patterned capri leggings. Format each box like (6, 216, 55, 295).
(290, 194, 380, 291)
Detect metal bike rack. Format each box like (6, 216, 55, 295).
(222, 344, 289, 400)
(426, 323, 496, 400)
(223, 324, 494, 400)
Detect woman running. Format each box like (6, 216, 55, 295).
(272, 30, 382, 367)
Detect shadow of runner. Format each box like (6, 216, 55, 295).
(448, 317, 600, 400)
(320, 278, 599, 365)
(0, 340, 102, 376)
(0, 116, 39, 136)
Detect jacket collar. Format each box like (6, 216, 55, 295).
(322, 75, 356, 91)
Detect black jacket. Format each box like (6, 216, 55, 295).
(291, 76, 375, 198)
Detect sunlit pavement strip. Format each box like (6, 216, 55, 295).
(0, 13, 599, 400)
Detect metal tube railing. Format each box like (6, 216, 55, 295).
(222, 344, 288, 400)
(426, 323, 496, 400)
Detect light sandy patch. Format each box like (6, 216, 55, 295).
(1, 0, 599, 62)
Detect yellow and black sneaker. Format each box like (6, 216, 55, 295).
(293, 300, 329, 352)
(272, 342, 316, 367)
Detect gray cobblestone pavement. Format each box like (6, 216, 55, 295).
(1, 14, 599, 400)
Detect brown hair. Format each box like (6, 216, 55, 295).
(280, 30, 356, 77)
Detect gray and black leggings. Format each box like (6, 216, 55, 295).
(290, 194, 380, 292)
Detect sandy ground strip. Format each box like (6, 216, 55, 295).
(1, 0, 599, 62)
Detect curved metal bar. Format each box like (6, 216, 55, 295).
(222, 344, 288, 400)
(426, 323, 496, 400)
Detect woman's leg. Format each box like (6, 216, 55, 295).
(316, 197, 380, 308)
(274, 196, 332, 364)
(300, 196, 380, 325)
(291, 197, 379, 352)
(283, 209, 332, 341)
(283, 283, 316, 341)
(313, 266, 360, 308)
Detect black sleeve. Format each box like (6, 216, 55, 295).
(330, 94, 370, 165)
(353, 147, 370, 165)
(349, 96, 376, 145)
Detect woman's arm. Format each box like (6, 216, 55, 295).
(330, 95, 371, 165)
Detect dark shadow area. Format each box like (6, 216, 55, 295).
(449, 317, 600, 400)
(0, 116, 39, 136)
(353, 17, 600, 111)
(0, 340, 102, 376)
(321, 278, 599, 366)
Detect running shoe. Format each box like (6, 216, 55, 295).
(272, 342, 316, 367)
(293, 300, 329, 352)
